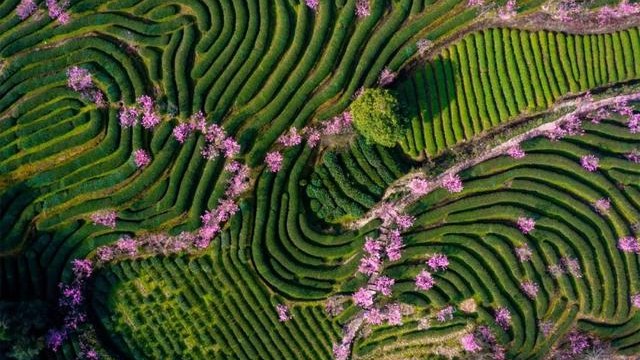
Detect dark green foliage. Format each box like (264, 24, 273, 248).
(350, 88, 407, 147)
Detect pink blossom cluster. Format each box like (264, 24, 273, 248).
(225, 160, 251, 197)
(199, 199, 240, 248)
(353, 287, 375, 308)
(415, 269, 435, 291)
(548, 0, 582, 22)
(435, 305, 455, 322)
(362, 303, 404, 327)
(587, 107, 609, 124)
(377, 203, 414, 231)
(133, 149, 151, 168)
(90, 210, 117, 228)
(95, 232, 200, 263)
(427, 253, 449, 271)
(618, 236, 640, 253)
(516, 217, 535, 234)
(561, 256, 583, 278)
(580, 154, 599, 172)
(320, 111, 353, 137)
(539, 320, 554, 337)
(371, 275, 394, 296)
(467, 0, 485, 6)
(325, 296, 345, 317)
(378, 68, 397, 87)
(440, 173, 463, 193)
(546, 114, 583, 141)
(460, 333, 482, 352)
(276, 304, 292, 322)
(515, 243, 532, 262)
(507, 144, 525, 159)
(305, 0, 319, 11)
(171, 112, 241, 161)
(628, 113, 640, 134)
(119, 95, 162, 129)
(547, 263, 566, 278)
(332, 343, 350, 360)
(592, 197, 611, 214)
(46, 0, 70, 24)
(66, 67, 106, 107)
(613, 98, 634, 117)
(301, 126, 321, 148)
(16, 0, 37, 20)
(476, 326, 506, 359)
(408, 178, 429, 196)
(494, 307, 512, 330)
(47, 257, 96, 352)
(520, 280, 539, 299)
(597, 0, 640, 26)
(265, 151, 284, 172)
(627, 149, 640, 163)
(355, 0, 370, 17)
(631, 293, 640, 309)
(278, 127, 303, 147)
(498, 0, 517, 20)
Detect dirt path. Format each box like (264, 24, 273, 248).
(346, 90, 640, 230)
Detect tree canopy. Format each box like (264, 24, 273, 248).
(350, 88, 406, 147)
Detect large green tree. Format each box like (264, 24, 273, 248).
(350, 88, 406, 147)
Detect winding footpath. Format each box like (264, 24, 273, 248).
(347, 90, 640, 231)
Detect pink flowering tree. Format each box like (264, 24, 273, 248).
(631, 294, 640, 309)
(278, 127, 303, 147)
(90, 210, 117, 228)
(46, 0, 70, 24)
(507, 144, 525, 159)
(593, 197, 611, 214)
(408, 178, 429, 196)
(16, 0, 37, 20)
(580, 154, 600, 172)
(378, 68, 397, 87)
(305, 0, 319, 11)
(460, 333, 482, 353)
(415, 269, 435, 291)
(516, 217, 535, 234)
(440, 173, 463, 193)
(520, 281, 539, 299)
(515, 243, 532, 262)
(618, 236, 640, 253)
(276, 304, 292, 322)
(494, 307, 512, 330)
(133, 149, 151, 168)
(435, 305, 455, 322)
(498, 0, 517, 19)
(355, 0, 370, 17)
(427, 253, 449, 271)
(265, 151, 284, 172)
(67, 67, 93, 92)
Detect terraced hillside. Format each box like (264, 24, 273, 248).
(352, 114, 640, 358)
(2, 0, 640, 359)
(396, 27, 640, 158)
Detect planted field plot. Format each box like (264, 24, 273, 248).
(351, 116, 640, 358)
(397, 28, 640, 157)
(306, 137, 408, 223)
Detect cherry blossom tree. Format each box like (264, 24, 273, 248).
(353, 288, 375, 308)
(378, 68, 397, 87)
(520, 281, 539, 299)
(580, 154, 599, 172)
(305, 0, 319, 11)
(618, 236, 640, 253)
(408, 178, 429, 196)
(494, 307, 512, 330)
(507, 144, 525, 159)
(371, 276, 394, 296)
(441, 173, 463, 193)
(515, 243, 532, 262)
(265, 151, 284, 172)
(355, 0, 370, 17)
(516, 217, 535, 234)
(498, 0, 517, 19)
(593, 198, 611, 214)
(276, 304, 292, 322)
(460, 333, 482, 353)
(427, 253, 449, 271)
(90, 210, 117, 228)
(435, 305, 454, 322)
(415, 270, 435, 290)
(16, 0, 37, 20)
(278, 127, 303, 147)
(133, 149, 151, 168)
(631, 294, 640, 309)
